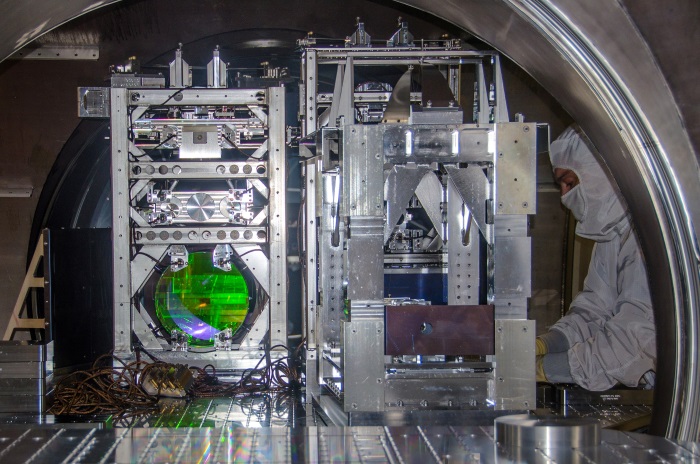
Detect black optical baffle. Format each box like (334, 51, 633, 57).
(46, 228, 113, 372)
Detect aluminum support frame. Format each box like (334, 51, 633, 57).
(111, 86, 288, 360)
(299, 42, 542, 419)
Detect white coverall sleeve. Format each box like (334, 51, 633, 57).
(550, 231, 656, 390)
(551, 242, 613, 346)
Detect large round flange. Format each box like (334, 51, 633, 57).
(495, 414, 600, 449)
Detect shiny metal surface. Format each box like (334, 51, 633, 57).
(307, 45, 539, 421)
(384, 165, 432, 243)
(267, 87, 289, 348)
(302, 39, 540, 418)
(185, 193, 216, 222)
(0, 1, 118, 62)
(396, 0, 700, 439)
(0, 423, 696, 463)
(108, 83, 288, 363)
(495, 414, 600, 449)
(494, 320, 536, 410)
(494, 123, 537, 216)
(110, 88, 132, 354)
(382, 69, 412, 123)
(561, 404, 653, 431)
(1, 0, 699, 441)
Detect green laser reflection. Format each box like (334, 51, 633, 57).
(155, 251, 250, 346)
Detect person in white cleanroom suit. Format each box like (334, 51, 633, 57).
(535, 126, 656, 391)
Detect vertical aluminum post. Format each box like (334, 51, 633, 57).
(110, 88, 132, 354)
(268, 87, 288, 348)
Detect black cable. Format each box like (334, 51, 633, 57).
(128, 150, 150, 161)
(133, 250, 167, 273)
(237, 248, 264, 259)
(134, 343, 161, 363)
(221, 132, 237, 148)
(128, 181, 143, 204)
(160, 86, 192, 106)
(149, 133, 177, 150)
(128, 106, 136, 142)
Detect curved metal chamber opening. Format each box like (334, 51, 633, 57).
(3, 0, 698, 440)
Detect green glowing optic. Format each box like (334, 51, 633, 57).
(155, 251, 250, 346)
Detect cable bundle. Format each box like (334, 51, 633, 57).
(48, 354, 159, 416)
(48, 343, 303, 417)
(188, 344, 303, 398)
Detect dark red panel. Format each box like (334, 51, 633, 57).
(385, 305, 494, 356)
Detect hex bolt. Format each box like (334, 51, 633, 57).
(523, 126, 530, 132)
(420, 400, 428, 407)
(352, 403, 358, 409)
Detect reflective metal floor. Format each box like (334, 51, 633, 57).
(0, 393, 651, 429)
(0, 424, 698, 463)
(0, 393, 670, 462)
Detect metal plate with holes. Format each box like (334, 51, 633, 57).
(133, 226, 267, 244)
(494, 319, 536, 411)
(180, 126, 221, 159)
(342, 126, 384, 217)
(342, 319, 385, 412)
(129, 161, 268, 179)
(111, 75, 165, 88)
(385, 305, 494, 355)
(495, 122, 537, 215)
(127, 88, 266, 106)
(77, 87, 110, 118)
(0, 424, 695, 462)
(383, 125, 492, 163)
(10, 45, 99, 60)
(385, 375, 493, 410)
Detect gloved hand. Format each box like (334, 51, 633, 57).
(535, 337, 548, 356)
(536, 355, 547, 382)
